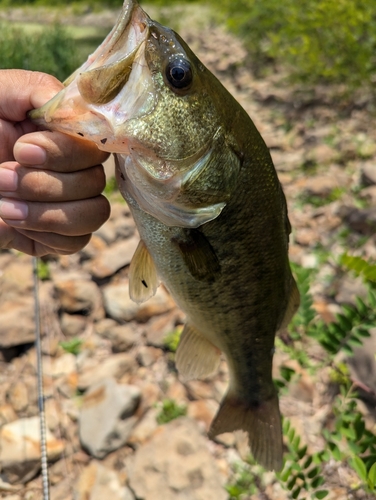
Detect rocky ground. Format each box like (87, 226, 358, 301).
(0, 5, 376, 500)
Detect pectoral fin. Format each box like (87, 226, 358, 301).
(129, 239, 158, 303)
(172, 229, 220, 282)
(175, 323, 221, 381)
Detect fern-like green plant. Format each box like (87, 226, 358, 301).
(340, 253, 376, 283)
(269, 261, 376, 498)
(278, 418, 328, 499)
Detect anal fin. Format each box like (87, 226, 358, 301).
(208, 391, 283, 471)
(175, 323, 221, 381)
(129, 240, 159, 304)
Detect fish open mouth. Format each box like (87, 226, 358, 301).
(29, 0, 153, 150)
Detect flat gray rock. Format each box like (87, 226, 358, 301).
(79, 377, 141, 459)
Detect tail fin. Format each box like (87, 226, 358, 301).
(208, 392, 283, 471)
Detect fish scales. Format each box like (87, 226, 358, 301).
(29, 0, 299, 471)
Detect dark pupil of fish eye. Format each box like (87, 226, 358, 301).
(171, 66, 185, 82)
(166, 60, 192, 89)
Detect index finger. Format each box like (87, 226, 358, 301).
(14, 129, 109, 172)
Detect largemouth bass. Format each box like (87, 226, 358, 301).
(30, 0, 299, 471)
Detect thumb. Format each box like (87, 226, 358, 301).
(0, 70, 64, 121)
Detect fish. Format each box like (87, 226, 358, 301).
(29, 0, 300, 471)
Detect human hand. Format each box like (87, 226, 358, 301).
(0, 69, 110, 256)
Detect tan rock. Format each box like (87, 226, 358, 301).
(7, 380, 29, 413)
(60, 312, 88, 337)
(187, 399, 218, 431)
(55, 278, 104, 320)
(0, 417, 64, 483)
(0, 404, 18, 427)
(95, 319, 140, 352)
(126, 417, 227, 500)
(103, 282, 175, 322)
(76, 461, 135, 500)
(128, 408, 159, 445)
(78, 353, 136, 390)
(0, 297, 35, 348)
(89, 236, 139, 279)
(137, 346, 163, 367)
(165, 380, 188, 404)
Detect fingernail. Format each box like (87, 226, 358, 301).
(0, 199, 28, 219)
(13, 143, 47, 166)
(0, 168, 18, 191)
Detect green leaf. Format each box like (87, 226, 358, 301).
(307, 466, 320, 479)
(288, 428, 296, 443)
(356, 327, 371, 338)
(354, 417, 365, 440)
(348, 440, 361, 455)
(279, 467, 292, 482)
(292, 435, 301, 451)
(287, 475, 297, 490)
(368, 462, 376, 489)
(298, 445, 308, 460)
(59, 338, 83, 356)
(342, 343, 354, 356)
(348, 336, 364, 347)
(311, 475, 325, 488)
(355, 296, 368, 315)
(342, 427, 356, 440)
(291, 486, 301, 499)
(337, 313, 353, 332)
(303, 455, 313, 469)
(328, 441, 342, 461)
(351, 456, 368, 483)
(314, 490, 329, 499)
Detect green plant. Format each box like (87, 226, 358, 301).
(156, 398, 187, 424)
(163, 328, 182, 353)
(274, 261, 376, 498)
(0, 23, 79, 81)
(59, 337, 83, 355)
(104, 176, 118, 196)
(219, 0, 376, 92)
(37, 259, 50, 281)
(297, 188, 346, 209)
(340, 253, 376, 283)
(278, 418, 328, 499)
(226, 461, 259, 498)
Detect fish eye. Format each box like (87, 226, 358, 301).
(165, 58, 193, 91)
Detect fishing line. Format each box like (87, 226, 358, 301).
(33, 256, 50, 500)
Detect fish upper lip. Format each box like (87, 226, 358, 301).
(28, 0, 151, 140)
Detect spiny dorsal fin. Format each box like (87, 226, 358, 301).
(175, 323, 221, 381)
(129, 239, 158, 304)
(172, 229, 220, 282)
